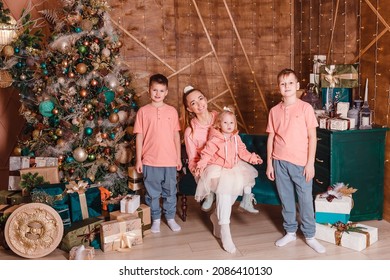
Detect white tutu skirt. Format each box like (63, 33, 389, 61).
(195, 160, 258, 202)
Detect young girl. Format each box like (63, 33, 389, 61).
(183, 86, 259, 214)
(193, 107, 263, 253)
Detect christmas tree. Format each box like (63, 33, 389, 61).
(14, 0, 138, 196)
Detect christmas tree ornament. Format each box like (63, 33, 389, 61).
(2, 44, 14, 56)
(39, 100, 55, 117)
(84, 127, 94, 136)
(108, 165, 118, 173)
(109, 113, 119, 123)
(73, 147, 88, 162)
(79, 88, 88, 97)
(76, 63, 87, 74)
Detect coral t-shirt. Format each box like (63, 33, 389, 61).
(266, 99, 318, 166)
(133, 103, 180, 167)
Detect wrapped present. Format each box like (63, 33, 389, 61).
(31, 183, 71, 227)
(8, 156, 58, 191)
(328, 118, 351, 131)
(60, 217, 103, 252)
(120, 194, 140, 213)
(0, 190, 17, 204)
(315, 195, 353, 224)
(128, 166, 144, 191)
(67, 180, 102, 222)
(321, 88, 352, 108)
(19, 166, 60, 185)
(7, 191, 31, 205)
(110, 204, 151, 235)
(320, 64, 359, 88)
(100, 218, 143, 252)
(103, 195, 125, 212)
(315, 222, 378, 251)
(69, 245, 95, 260)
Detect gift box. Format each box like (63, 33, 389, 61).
(128, 167, 144, 191)
(321, 88, 352, 108)
(68, 182, 102, 223)
(320, 64, 359, 88)
(69, 245, 95, 260)
(315, 222, 378, 251)
(328, 118, 351, 131)
(120, 194, 140, 213)
(0, 190, 18, 204)
(60, 217, 104, 252)
(7, 191, 31, 205)
(315, 195, 353, 224)
(8, 156, 58, 191)
(100, 218, 143, 252)
(19, 166, 60, 185)
(110, 204, 151, 235)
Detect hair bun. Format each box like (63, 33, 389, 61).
(183, 85, 194, 94)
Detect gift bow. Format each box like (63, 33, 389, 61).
(332, 222, 370, 248)
(66, 180, 89, 220)
(104, 222, 139, 251)
(322, 66, 358, 88)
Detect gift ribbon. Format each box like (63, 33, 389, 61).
(77, 224, 100, 245)
(333, 222, 370, 248)
(322, 67, 359, 88)
(67, 181, 89, 220)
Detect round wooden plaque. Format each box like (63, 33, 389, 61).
(4, 203, 64, 259)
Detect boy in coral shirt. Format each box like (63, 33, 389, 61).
(266, 68, 326, 253)
(134, 74, 182, 233)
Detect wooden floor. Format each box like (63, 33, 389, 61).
(1, 199, 390, 260)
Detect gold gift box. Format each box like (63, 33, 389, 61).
(100, 218, 143, 252)
(110, 204, 151, 235)
(128, 166, 144, 191)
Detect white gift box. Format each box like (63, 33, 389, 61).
(329, 118, 350, 130)
(120, 194, 140, 213)
(315, 195, 353, 224)
(315, 223, 378, 251)
(315, 195, 352, 214)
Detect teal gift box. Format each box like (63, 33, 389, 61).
(315, 212, 350, 224)
(68, 185, 102, 223)
(31, 183, 71, 227)
(321, 88, 352, 107)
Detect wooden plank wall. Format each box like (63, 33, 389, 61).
(1, 0, 389, 221)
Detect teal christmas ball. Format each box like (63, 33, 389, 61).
(66, 156, 75, 163)
(104, 90, 115, 104)
(84, 127, 93, 136)
(39, 100, 55, 117)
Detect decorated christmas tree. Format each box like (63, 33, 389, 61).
(14, 0, 138, 196)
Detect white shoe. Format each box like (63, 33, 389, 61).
(238, 193, 259, 214)
(201, 193, 214, 212)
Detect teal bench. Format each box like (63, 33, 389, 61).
(177, 133, 281, 221)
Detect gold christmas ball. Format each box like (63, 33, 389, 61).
(101, 133, 108, 139)
(81, 19, 93, 32)
(55, 128, 63, 137)
(32, 129, 40, 139)
(117, 40, 123, 48)
(109, 113, 119, 123)
(76, 63, 87, 74)
(2, 45, 14, 57)
(90, 79, 98, 86)
(108, 165, 118, 173)
(52, 108, 59, 115)
(73, 147, 88, 162)
(68, 72, 75, 78)
(57, 139, 66, 147)
(13, 146, 22, 156)
(61, 60, 69, 67)
(79, 89, 88, 98)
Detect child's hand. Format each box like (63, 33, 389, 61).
(194, 166, 204, 177)
(176, 159, 183, 171)
(135, 161, 143, 173)
(250, 154, 263, 165)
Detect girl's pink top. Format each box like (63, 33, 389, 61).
(184, 111, 218, 173)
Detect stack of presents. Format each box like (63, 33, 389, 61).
(310, 55, 362, 131)
(0, 157, 150, 260)
(314, 182, 378, 251)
